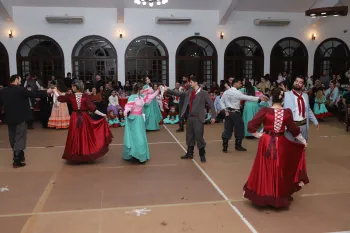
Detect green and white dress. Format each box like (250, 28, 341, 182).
(122, 90, 159, 163)
(142, 85, 163, 131)
(240, 87, 263, 137)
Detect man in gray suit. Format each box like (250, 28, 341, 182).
(283, 76, 319, 142)
(164, 76, 216, 163)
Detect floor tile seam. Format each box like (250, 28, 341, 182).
(299, 191, 350, 197)
(0, 140, 224, 151)
(20, 171, 60, 233)
(0, 200, 231, 218)
(1, 192, 350, 219)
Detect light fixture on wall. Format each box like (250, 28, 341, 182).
(134, 0, 168, 7)
(220, 32, 224, 39)
(119, 30, 123, 38)
(8, 29, 13, 38)
(311, 33, 316, 40)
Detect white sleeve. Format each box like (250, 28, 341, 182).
(252, 132, 263, 139)
(237, 91, 259, 102)
(219, 93, 226, 110)
(36, 81, 41, 90)
(296, 134, 307, 145)
(94, 110, 105, 117)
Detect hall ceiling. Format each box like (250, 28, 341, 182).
(6, 0, 343, 12)
(1, 0, 348, 23)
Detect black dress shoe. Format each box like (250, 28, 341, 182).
(235, 139, 247, 151)
(235, 145, 247, 151)
(20, 151, 25, 162)
(222, 139, 228, 153)
(13, 161, 26, 168)
(181, 146, 194, 159)
(176, 128, 184, 132)
(176, 120, 185, 132)
(199, 148, 206, 163)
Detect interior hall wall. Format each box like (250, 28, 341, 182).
(0, 6, 349, 87)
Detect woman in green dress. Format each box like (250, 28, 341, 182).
(123, 83, 160, 164)
(143, 77, 163, 131)
(240, 79, 263, 139)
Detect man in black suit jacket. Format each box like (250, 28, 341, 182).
(165, 76, 216, 163)
(0, 75, 49, 168)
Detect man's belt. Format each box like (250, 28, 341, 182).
(226, 108, 240, 113)
(294, 119, 306, 126)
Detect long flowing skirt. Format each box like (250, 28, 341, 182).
(62, 112, 113, 162)
(243, 102, 261, 137)
(48, 103, 70, 129)
(243, 134, 309, 208)
(143, 99, 162, 131)
(123, 114, 150, 162)
(313, 103, 332, 119)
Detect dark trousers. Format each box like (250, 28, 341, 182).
(27, 110, 34, 129)
(178, 108, 189, 127)
(186, 116, 206, 149)
(221, 112, 244, 140)
(8, 122, 27, 152)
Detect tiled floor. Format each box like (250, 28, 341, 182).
(0, 118, 350, 233)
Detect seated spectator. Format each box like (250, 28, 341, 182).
(107, 90, 121, 115)
(325, 81, 340, 109)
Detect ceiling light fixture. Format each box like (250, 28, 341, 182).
(305, 6, 348, 17)
(134, 0, 168, 7)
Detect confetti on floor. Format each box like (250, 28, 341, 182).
(125, 208, 151, 216)
(0, 186, 9, 192)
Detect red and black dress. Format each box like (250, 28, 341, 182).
(57, 93, 113, 162)
(243, 107, 309, 208)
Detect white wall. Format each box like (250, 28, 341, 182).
(0, 6, 349, 87)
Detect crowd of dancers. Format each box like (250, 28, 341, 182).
(0, 73, 320, 209)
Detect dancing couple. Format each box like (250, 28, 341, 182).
(244, 76, 319, 208)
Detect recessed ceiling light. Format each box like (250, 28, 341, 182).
(333, 14, 339, 16)
(321, 12, 326, 15)
(310, 14, 316, 16)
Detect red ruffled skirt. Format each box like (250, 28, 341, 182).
(243, 134, 309, 208)
(62, 112, 113, 162)
(314, 112, 332, 119)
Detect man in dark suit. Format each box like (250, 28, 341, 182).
(165, 76, 216, 163)
(175, 76, 190, 132)
(0, 75, 49, 168)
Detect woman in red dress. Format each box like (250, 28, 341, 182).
(243, 88, 309, 208)
(57, 81, 113, 162)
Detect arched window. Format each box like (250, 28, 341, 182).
(176, 36, 217, 85)
(0, 42, 10, 86)
(314, 38, 350, 77)
(125, 35, 169, 85)
(224, 37, 264, 81)
(17, 35, 64, 85)
(270, 37, 308, 80)
(72, 35, 117, 83)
